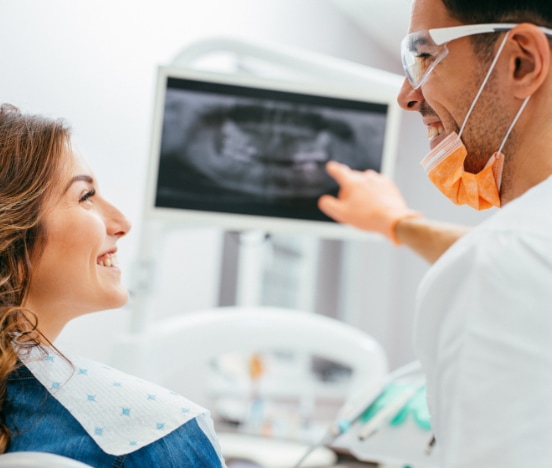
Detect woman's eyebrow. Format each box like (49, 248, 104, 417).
(64, 174, 94, 193)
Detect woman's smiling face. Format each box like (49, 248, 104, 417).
(24, 145, 131, 340)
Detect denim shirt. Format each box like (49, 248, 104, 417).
(6, 365, 226, 467)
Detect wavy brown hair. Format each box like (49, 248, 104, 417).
(0, 104, 71, 452)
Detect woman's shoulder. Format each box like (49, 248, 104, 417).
(7, 365, 225, 466)
(6, 363, 121, 466)
(12, 347, 225, 465)
(123, 416, 225, 467)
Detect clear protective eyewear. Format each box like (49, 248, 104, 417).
(401, 23, 552, 89)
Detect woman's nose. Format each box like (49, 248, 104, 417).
(105, 201, 131, 238)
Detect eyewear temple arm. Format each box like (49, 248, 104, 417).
(429, 23, 519, 45)
(428, 23, 552, 45)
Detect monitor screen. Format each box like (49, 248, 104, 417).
(145, 66, 401, 238)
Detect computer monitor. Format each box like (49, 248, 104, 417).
(145, 65, 401, 239)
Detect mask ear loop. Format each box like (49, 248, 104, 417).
(492, 95, 531, 190)
(458, 32, 511, 139)
(496, 95, 531, 156)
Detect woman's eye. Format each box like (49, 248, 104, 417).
(79, 189, 96, 203)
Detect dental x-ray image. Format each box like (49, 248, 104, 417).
(155, 77, 388, 223)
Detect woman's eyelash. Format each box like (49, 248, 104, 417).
(79, 188, 96, 202)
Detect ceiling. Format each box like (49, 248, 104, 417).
(329, 0, 411, 59)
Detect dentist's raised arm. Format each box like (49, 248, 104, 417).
(318, 161, 470, 264)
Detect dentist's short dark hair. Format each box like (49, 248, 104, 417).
(441, 0, 552, 60)
(442, 0, 552, 27)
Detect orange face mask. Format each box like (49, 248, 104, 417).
(421, 133, 504, 210)
(419, 33, 530, 211)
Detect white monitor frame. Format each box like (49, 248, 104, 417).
(144, 65, 402, 240)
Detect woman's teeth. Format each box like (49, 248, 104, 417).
(97, 253, 118, 267)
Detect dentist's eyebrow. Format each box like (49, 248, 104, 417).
(64, 174, 95, 194)
(410, 37, 430, 51)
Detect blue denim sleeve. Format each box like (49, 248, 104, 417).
(121, 417, 225, 468)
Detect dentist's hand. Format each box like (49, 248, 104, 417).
(318, 161, 422, 244)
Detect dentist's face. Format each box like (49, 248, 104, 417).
(397, 0, 509, 174)
(25, 146, 131, 339)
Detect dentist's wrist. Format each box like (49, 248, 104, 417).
(389, 211, 424, 246)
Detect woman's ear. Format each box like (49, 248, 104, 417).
(509, 23, 551, 98)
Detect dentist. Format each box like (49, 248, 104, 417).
(320, 1, 552, 466)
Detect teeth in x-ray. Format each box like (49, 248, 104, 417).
(158, 92, 385, 200)
(218, 119, 331, 170)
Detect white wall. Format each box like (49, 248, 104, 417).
(0, 0, 403, 361)
(0, 0, 491, 370)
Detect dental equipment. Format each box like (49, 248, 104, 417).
(357, 380, 424, 440)
(292, 360, 422, 468)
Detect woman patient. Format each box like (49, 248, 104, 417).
(0, 104, 226, 466)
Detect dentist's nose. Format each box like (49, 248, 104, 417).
(397, 78, 424, 112)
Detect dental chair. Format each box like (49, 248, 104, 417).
(0, 452, 92, 467)
(111, 306, 388, 466)
(112, 306, 387, 401)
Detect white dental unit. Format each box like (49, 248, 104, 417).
(114, 36, 438, 467)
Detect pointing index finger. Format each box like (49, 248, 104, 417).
(325, 160, 352, 184)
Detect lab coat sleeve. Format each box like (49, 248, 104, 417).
(417, 228, 552, 468)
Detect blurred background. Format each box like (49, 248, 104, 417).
(0, 0, 490, 383)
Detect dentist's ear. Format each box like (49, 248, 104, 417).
(509, 23, 551, 98)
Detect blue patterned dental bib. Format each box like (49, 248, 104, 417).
(20, 346, 208, 456)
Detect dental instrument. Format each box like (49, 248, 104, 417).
(357, 380, 424, 440)
(331, 360, 421, 436)
(292, 360, 422, 468)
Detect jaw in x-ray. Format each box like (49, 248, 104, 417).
(156, 87, 386, 219)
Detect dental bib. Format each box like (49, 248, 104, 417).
(20, 346, 208, 456)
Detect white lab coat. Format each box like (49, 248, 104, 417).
(414, 175, 552, 468)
